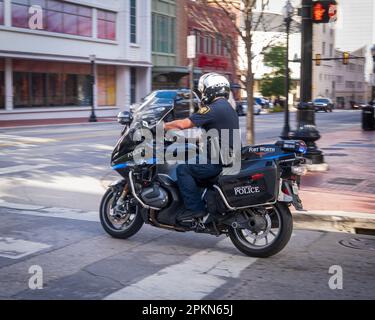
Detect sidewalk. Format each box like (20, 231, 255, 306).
(300, 128, 375, 215)
(0, 117, 116, 128)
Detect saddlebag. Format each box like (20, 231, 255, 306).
(217, 159, 279, 208)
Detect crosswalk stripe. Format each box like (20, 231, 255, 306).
(104, 240, 257, 300)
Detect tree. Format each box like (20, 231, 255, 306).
(261, 45, 288, 98)
(261, 74, 285, 98)
(202, 0, 282, 144)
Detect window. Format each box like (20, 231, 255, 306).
(203, 34, 212, 54)
(97, 65, 116, 106)
(345, 81, 355, 89)
(130, 0, 136, 43)
(97, 9, 116, 40)
(224, 37, 231, 57)
(322, 42, 326, 55)
(329, 44, 333, 57)
(12, 60, 94, 108)
(0, 0, 4, 25)
(130, 67, 136, 104)
(12, 0, 93, 37)
(215, 34, 222, 56)
(152, 13, 175, 54)
(194, 30, 201, 53)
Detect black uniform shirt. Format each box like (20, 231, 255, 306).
(189, 98, 240, 162)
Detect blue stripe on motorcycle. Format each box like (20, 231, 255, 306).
(261, 153, 295, 160)
(112, 163, 128, 170)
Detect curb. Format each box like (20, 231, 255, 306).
(292, 210, 375, 234)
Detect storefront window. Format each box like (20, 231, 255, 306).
(97, 9, 116, 40)
(0, 0, 4, 25)
(12, 0, 92, 37)
(98, 66, 116, 106)
(13, 60, 96, 108)
(47, 73, 63, 106)
(14, 72, 31, 107)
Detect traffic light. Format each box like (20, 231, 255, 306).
(343, 52, 350, 65)
(312, 1, 337, 24)
(315, 54, 321, 66)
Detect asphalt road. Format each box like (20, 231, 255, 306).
(1, 109, 374, 300)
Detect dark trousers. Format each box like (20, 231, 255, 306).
(176, 163, 222, 212)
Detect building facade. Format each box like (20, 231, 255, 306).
(187, 0, 239, 87)
(151, 0, 193, 89)
(312, 23, 336, 100)
(334, 47, 367, 108)
(335, 0, 375, 102)
(0, 0, 152, 120)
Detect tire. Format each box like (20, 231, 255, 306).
(99, 188, 144, 239)
(228, 202, 293, 258)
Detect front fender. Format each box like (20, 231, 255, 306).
(109, 179, 127, 191)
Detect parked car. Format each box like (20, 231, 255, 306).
(130, 89, 200, 120)
(313, 98, 334, 112)
(255, 97, 273, 109)
(236, 100, 262, 116)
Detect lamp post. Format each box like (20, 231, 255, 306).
(89, 54, 97, 122)
(280, 0, 294, 139)
(371, 45, 375, 104)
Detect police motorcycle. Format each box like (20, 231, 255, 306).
(99, 96, 308, 258)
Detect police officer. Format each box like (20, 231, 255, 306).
(164, 73, 239, 222)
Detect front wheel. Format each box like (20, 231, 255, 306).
(228, 203, 293, 258)
(100, 188, 144, 239)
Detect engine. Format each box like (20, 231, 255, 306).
(140, 185, 169, 209)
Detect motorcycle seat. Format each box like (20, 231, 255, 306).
(196, 173, 221, 188)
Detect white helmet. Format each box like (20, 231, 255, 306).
(198, 73, 231, 105)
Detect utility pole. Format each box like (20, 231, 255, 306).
(300, 0, 313, 103)
(292, 0, 326, 168)
(187, 35, 196, 115)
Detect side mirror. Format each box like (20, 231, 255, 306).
(117, 111, 133, 126)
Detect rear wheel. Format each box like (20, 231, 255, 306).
(100, 188, 144, 239)
(228, 202, 293, 258)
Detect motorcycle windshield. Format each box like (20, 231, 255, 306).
(130, 97, 174, 130)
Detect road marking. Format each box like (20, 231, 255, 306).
(104, 240, 257, 300)
(0, 202, 99, 222)
(0, 237, 51, 259)
(0, 164, 52, 175)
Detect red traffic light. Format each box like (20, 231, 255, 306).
(312, 1, 337, 23)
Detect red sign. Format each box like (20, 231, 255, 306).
(313, 3, 326, 22)
(312, 1, 337, 23)
(198, 55, 229, 70)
